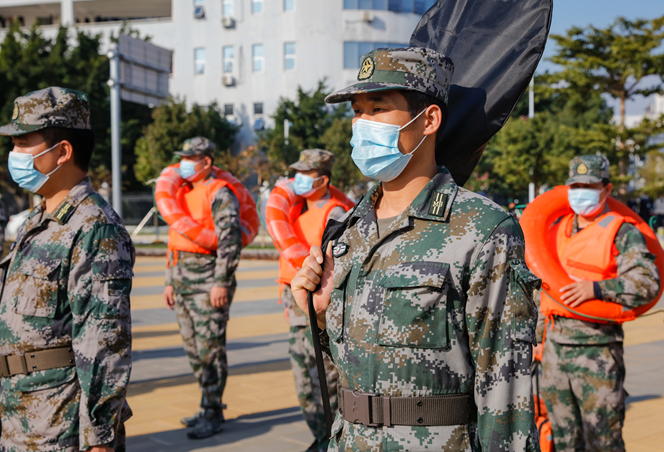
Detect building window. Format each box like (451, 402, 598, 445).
(252, 0, 263, 14)
(343, 41, 407, 69)
(194, 0, 204, 3)
(253, 44, 264, 72)
(224, 104, 234, 116)
(223, 46, 234, 73)
(222, 0, 233, 16)
(344, 0, 434, 11)
(284, 0, 295, 11)
(194, 47, 206, 74)
(254, 102, 264, 115)
(284, 42, 296, 71)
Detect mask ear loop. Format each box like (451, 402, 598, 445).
(398, 108, 427, 131)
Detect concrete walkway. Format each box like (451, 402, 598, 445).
(125, 256, 664, 451)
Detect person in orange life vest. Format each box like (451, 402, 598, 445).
(273, 149, 348, 452)
(535, 154, 660, 452)
(162, 137, 243, 440)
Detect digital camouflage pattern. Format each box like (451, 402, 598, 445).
(0, 87, 90, 136)
(289, 149, 335, 174)
(566, 154, 610, 185)
(0, 178, 134, 452)
(166, 184, 242, 412)
(535, 206, 659, 452)
(283, 287, 339, 450)
(540, 338, 627, 451)
(324, 167, 541, 451)
(325, 47, 454, 105)
(0, 198, 7, 258)
(175, 137, 216, 158)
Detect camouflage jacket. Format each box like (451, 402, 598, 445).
(0, 178, 134, 450)
(325, 168, 541, 451)
(536, 213, 660, 345)
(165, 182, 242, 289)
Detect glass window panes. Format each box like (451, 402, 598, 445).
(223, 0, 233, 16)
(345, 0, 432, 10)
(194, 47, 205, 74)
(193, 0, 204, 4)
(253, 44, 264, 72)
(284, 42, 296, 70)
(344, 42, 407, 69)
(252, 0, 263, 13)
(222, 46, 234, 73)
(284, 0, 295, 11)
(358, 0, 373, 8)
(344, 0, 387, 8)
(224, 104, 234, 116)
(254, 102, 264, 115)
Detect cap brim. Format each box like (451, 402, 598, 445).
(325, 82, 412, 104)
(0, 122, 44, 136)
(566, 175, 603, 185)
(289, 161, 314, 171)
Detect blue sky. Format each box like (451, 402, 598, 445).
(541, 0, 664, 115)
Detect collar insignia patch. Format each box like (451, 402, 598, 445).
(332, 242, 349, 258)
(55, 202, 74, 223)
(428, 191, 448, 218)
(358, 57, 375, 81)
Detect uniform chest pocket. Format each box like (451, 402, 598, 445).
(13, 261, 61, 319)
(378, 262, 450, 349)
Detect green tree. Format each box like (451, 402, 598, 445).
(547, 15, 664, 175)
(262, 81, 348, 175)
(134, 98, 238, 184)
(321, 117, 363, 191)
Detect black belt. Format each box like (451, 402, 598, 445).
(339, 387, 477, 427)
(0, 346, 75, 378)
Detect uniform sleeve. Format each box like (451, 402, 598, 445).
(211, 187, 242, 287)
(466, 217, 540, 452)
(165, 254, 173, 286)
(68, 224, 135, 449)
(597, 223, 660, 307)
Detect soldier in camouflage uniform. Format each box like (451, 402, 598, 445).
(0, 87, 134, 452)
(291, 47, 541, 451)
(279, 150, 347, 452)
(162, 137, 243, 439)
(535, 154, 660, 451)
(0, 198, 7, 258)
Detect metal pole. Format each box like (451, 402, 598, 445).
(528, 77, 535, 119)
(108, 47, 123, 218)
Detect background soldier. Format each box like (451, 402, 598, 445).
(536, 154, 660, 451)
(291, 47, 541, 451)
(0, 87, 134, 452)
(0, 197, 7, 257)
(162, 137, 243, 439)
(277, 149, 348, 452)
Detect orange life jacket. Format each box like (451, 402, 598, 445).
(168, 178, 231, 256)
(278, 196, 347, 284)
(540, 210, 636, 320)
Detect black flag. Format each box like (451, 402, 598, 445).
(410, 0, 553, 186)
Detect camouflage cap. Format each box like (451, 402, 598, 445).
(289, 149, 335, 174)
(325, 47, 454, 105)
(566, 154, 610, 185)
(0, 87, 90, 136)
(176, 137, 216, 157)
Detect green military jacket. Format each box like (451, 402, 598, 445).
(326, 168, 541, 451)
(0, 178, 134, 451)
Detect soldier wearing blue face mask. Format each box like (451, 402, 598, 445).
(534, 154, 660, 451)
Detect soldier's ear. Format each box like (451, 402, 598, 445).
(57, 140, 75, 165)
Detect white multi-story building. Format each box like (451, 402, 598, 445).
(0, 0, 435, 149)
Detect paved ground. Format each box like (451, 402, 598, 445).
(126, 256, 664, 452)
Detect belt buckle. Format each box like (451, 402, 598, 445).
(343, 389, 377, 427)
(0, 355, 9, 377)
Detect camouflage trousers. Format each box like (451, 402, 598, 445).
(172, 256, 235, 413)
(289, 325, 339, 445)
(0, 370, 128, 452)
(541, 339, 627, 452)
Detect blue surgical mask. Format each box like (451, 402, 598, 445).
(8, 142, 62, 192)
(293, 173, 323, 197)
(568, 188, 604, 216)
(350, 109, 428, 182)
(180, 159, 204, 181)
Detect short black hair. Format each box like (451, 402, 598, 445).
(399, 90, 448, 132)
(602, 178, 610, 186)
(37, 127, 96, 171)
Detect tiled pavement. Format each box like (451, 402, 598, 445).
(126, 256, 664, 451)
